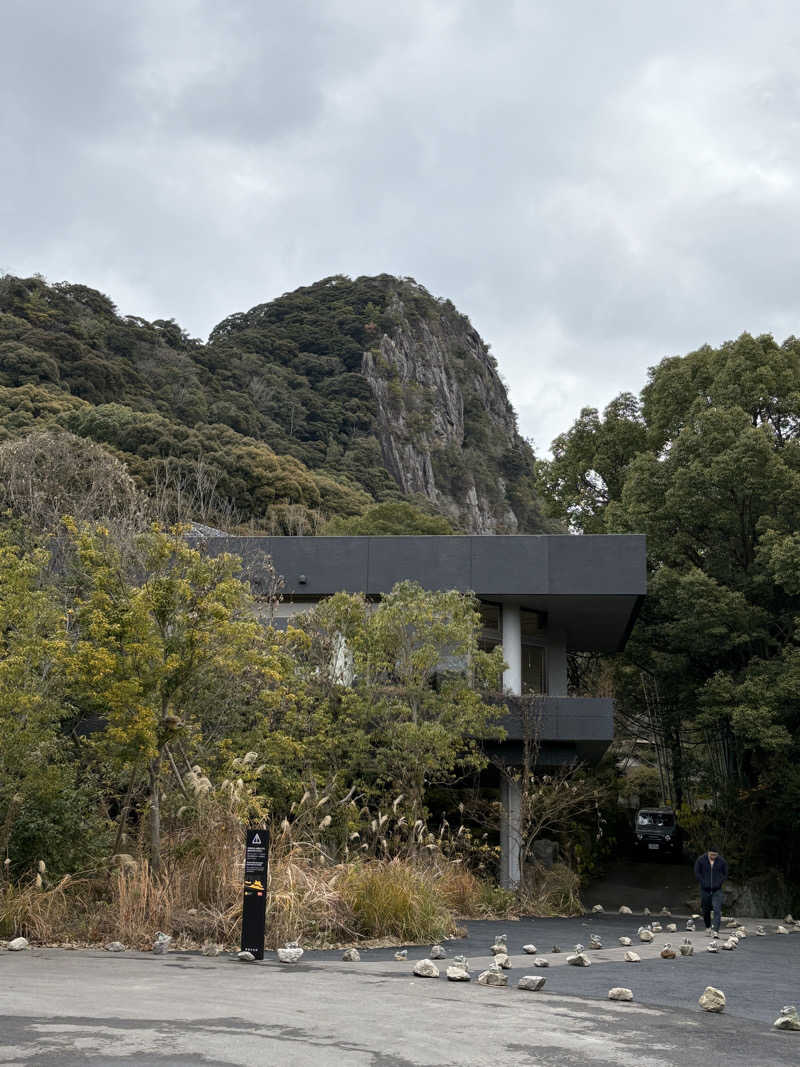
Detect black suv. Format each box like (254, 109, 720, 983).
(633, 807, 682, 857)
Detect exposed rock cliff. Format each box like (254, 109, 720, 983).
(361, 284, 536, 532)
(208, 274, 550, 533)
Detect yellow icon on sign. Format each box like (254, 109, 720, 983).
(246, 880, 264, 891)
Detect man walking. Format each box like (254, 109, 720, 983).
(694, 846, 728, 935)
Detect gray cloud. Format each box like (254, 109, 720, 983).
(3, 0, 800, 450)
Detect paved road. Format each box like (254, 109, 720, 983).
(581, 857, 698, 914)
(3, 916, 799, 1065)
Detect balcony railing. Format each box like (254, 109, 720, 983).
(493, 694, 614, 742)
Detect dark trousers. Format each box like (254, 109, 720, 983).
(701, 888, 723, 931)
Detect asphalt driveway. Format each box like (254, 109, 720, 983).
(2, 915, 799, 1065)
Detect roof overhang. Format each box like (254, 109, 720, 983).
(204, 534, 646, 653)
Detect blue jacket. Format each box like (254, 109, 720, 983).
(694, 853, 728, 892)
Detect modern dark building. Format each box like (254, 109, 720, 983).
(204, 534, 646, 886)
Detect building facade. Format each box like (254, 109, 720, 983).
(204, 533, 646, 887)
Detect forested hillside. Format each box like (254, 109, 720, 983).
(0, 273, 551, 534)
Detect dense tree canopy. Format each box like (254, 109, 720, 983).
(537, 332, 800, 881)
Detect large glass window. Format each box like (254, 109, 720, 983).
(521, 608, 546, 693)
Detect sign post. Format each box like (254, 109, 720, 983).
(241, 827, 269, 959)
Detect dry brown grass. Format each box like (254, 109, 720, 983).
(1, 787, 582, 946)
(1, 875, 87, 942)
(519, 862, 583, 916)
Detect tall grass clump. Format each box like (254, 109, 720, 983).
(341, 859, 456, 942)
(519, 863, 582, 916)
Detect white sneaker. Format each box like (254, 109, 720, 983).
(704, 928, 714, 936)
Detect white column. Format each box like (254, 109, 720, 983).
(500, 777, 522, 888)
(502, 603, 521, 695)
(500, 602, 522, 888)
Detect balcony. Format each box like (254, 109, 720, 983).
(486, 694, 614, 766)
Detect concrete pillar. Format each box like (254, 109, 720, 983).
(500, 603, 522, 888)
(502, 603, 521, 695)
(500, 777, 522, 888)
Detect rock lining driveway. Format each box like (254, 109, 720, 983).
(2, 915, 799, 1065)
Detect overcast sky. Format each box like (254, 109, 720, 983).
(3, 1, 800, 451)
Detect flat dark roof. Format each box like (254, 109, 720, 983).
(204, 534, 646, 653)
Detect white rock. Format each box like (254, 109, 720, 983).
(523, 944, 537, 954)
(706, 942, 719, 953)
(567, 952, 591, 967)
(152, 932, 171, 955)
(413, 958, 439, 978)
(589, 935, 603, 949)
(8, 937, 28, 952)
(720, 938, 737, 951)
(661, 907, 671, 915)
(686, 920, 696, 931)
(639, 929, 654, 943)
(608, 987, 633, 1001)
(237, 951, 256, 961)
(756, 926, 766, 936)
(518, 975, 546, 991)
(699, 986, 726, 1012)
(477, 967, 508, 987)
(618, 905, 632, 914)
(651, 922, 663, 933)
(342, 948, 360, 962)
(624, 951, 641, 963)
(773, 1006, 800, 1031)
(784, 914, 795, 925)
(777, 925, 789, 934)
(277, 942, 304, 963)
(591, 904, 604, 913)
(494, 953, 511, 969)
(618, 936, 632, 947)
(430, 945, 447, 959)
(394, 949, 408, 960)
(201, 943, 223, 956)
(680, 940, 694, 956)
(446, 965, 471, 982)
(104, 941, 125, 952)
(533, 958, 550, 968)
(666, 923, 677, 933)
(643, 907, 651, 916)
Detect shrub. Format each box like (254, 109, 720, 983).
(341, 860, 456, 942)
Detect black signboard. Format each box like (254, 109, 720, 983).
(241, 827, 269, 959)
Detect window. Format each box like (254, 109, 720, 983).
(521, 608, 546, 694)
(637, 812, 675, 827)
(478, 601, 502, 652)
(521, 644, 545, 694)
